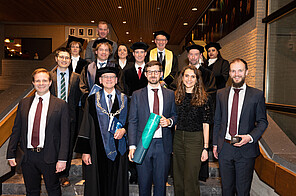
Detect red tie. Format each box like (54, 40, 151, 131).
(31, 97, 43, 148)
(152, 89, 159, 115)
(229, 89, 241, 136)
(138, 67, 142, 79)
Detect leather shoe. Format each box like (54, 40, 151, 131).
(60, 177, 70, 187)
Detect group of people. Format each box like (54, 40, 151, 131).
(6, 20, 268, 196)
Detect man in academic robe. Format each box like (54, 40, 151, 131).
(66, 36, 88, 74)
(7, 68, 70, 195)
(80, 38, 116, 106)
(85, 21, 117, 62)
(121, 42, 149, 97)
(75, 67, 129, 196)
(49, 47, 81, 187)
(213, 58, 268, 195)
(128, 60, 177, 196)
(147, 31, 178, 90)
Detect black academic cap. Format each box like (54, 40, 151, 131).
(92, 38, 113, 48)
(205, 42, 222, 51)
(185, 44, 204, 53)
(66, 35, 85, 48)
(130, 42, 149, 51)
(153, 30, 170, 41)
(97, 67, 118, 78)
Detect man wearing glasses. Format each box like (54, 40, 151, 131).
(128, 60, 177, 196)
(49, 47, 81, 187)
(147, 31, 178, 90)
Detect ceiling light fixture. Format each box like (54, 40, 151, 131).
(129, 40, 132, 42)
(91, 20, 95, 23)
(118, 6, 122, 9)
(123, 21, 127, 24)
(192, 8, 197, 11)
(183, 22, 188, 26)
(4, 39, 10, 43)
(126, 31, 129, 34)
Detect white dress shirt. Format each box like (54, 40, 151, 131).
(104, 89, 116, 112)
(135, 62, 145, 75)
(97, 60, 108, 69)
(27, 91, 50, 148)
(71, 55, 80, 71)
(225, 83, 253, 142)
(147, 84, 163, 138)
(56, 68, 69, 102)
(119, 59, 127, 69)
(157, 48, 165, 61)
(208, 58, 217, 66)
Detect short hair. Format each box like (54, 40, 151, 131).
(32, 68, 51, 82)
(93, 42, 113, 57)
(55, 47, 70, 58)
(230, 58, 248, 70)
(69, 41, 83, 53)
(98, 21, 108, 27)
(144, 60, 163, 72)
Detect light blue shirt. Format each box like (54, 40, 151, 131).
(57, 68, 69, 102)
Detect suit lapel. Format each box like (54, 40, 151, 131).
(141, 87, 150, 114)
(239, 85, 250, 122)
(46, 95, 55, 128)
(24, 96, 35, 143)
(52, 69, 58, 96)
(161, 87, 167, 114)
(224, 87, 231, 121)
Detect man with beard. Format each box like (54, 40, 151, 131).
(213, 58, 268, 195)
(186, 44, 216, 96)
(128, 61, 177, 196)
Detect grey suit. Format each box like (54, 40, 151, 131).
(85, 39, 117, 62)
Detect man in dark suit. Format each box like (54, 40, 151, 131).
(7, 68, 70, 195)
(147, 31, 178, 89)
(121, 42, 149, 97)
(85, 21, 117, 62)
(213, 58, 268, 195)
(66, 36, 88, 74)
(49, 47, 81, 187)
(128, 60, 177, 196)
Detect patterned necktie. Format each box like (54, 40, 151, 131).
(229, 89, 241, 136)
(107, 94, 113, 112)
(159, 52, 163, 62)
(138, 67, 142, 79)
(31, 97, 43, 148)
(60, 72, 66, 101)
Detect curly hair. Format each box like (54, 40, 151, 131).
(175, 65, 208, 106)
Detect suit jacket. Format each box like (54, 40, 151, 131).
(121, 63, 148, 97)
(203, 57, 230, 89)
(69, 57, 88, 74)
(85, 39, 118, 62)
(49, 67, 81, 123)
(7, 95, 70, 164)
(213, 85, 268, 158)
(128, 86, 177, 154)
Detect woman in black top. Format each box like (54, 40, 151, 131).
(173, 65, 212, 196)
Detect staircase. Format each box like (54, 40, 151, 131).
(2, 158, 221, 195)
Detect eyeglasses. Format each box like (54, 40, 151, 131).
(155, 39, 167, 42)
(101, 75, 116, 80)
(146, 70, 161, 75)
(58, 56, 70, 60)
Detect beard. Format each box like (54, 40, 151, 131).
(232, 77, 245, 88)
(148, 77, 160, 85)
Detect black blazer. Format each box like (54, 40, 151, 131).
(213, 85, 268, 158)
(49, 68, 81, 123)
(7, 95, 70, 164)
(121, 63, 148, 97)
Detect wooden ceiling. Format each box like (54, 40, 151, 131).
(0, 0, 212, 45)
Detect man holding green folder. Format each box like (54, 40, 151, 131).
(128, 60, 177, 196)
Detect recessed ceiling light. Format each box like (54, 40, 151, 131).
(129, 40, 132, 42)
(183, 22, 188, 26)
(118, 5, 122, 9)
(91, 20, 95, 23)
(15, 44, 21, 47)
(126, 31, 129, 34)
(192, 8, 197, 11)
(152, 32, 155, 35)
(4, 39, 10, 43)
(152, 40, 154, 42)
(123, 21, 127, 24)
